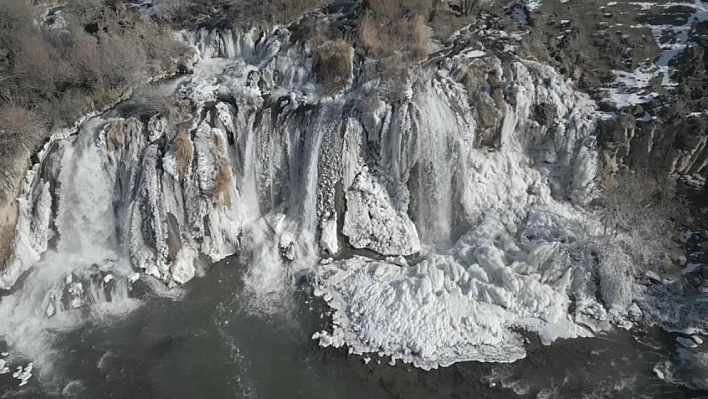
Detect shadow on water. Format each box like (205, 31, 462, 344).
(1, 256, 707, 398)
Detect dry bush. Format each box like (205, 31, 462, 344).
(0, 223, 15, 269)
(153, 0, 194, 22)
(358, 13, 382, 57)
(212, 158, 232, 208)
(215, 134, 226, 155)
(357, 0, 432, 95)
(460, 0, 480, 16)
(0, 161, 21, 206)
(66, 0, 106, 24)
(12, 35, 67, 97)
(358, 0, 431, 60)
(600, 169, 688, 246)
(0, 105, 46, 155)
(0, 0, 34, 48)
(105, 120, 125, 152)
(266, 0, 329, 25)
(68, 30, 147, 92)
(411, 15, 428, 61)
(38, 89, 93, 130)
(175, 128, 194, 181)
(314, 38, 353, 92)
(0, 106, 46, 204)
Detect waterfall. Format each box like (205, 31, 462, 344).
(409, 79, 473, 245)
(0, 119, 140, 386)
(0, 19, 640, 379)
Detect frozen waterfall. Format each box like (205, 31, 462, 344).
(0, 21, 636, 379)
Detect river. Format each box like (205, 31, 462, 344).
(0, 256, 703, 399)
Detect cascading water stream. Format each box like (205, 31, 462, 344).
(0, 118, 140, 386)
(409, 81, 472, 245)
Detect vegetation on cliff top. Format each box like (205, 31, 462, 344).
(0, 0, 191, 204)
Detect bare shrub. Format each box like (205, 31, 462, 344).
(153, 0, 194, 22)
(460, 0, 480, 16)
(175, 128, 194, 181)
(599, 168, 688, 252)
(0, 0, 34, 48)
(411, 15, 428, 61)
(0, 105, 46, 155)
(362, 0, 432, 60)
(12, 34, 67, 97)
(105, 120, 125, 152)
(265, 0, 328, 25)
(358, 13, 382, 57)
(0, 106, 46, 204)
(0, 223, 15, 269)
(0, 159, 22, 208)
(212, 158, 232, 208)
(65, 0, 106, 24)
(357, 0, 432, 95)
(39, 89, 93, 130)
(67, 30, 147, 91)
(214, 134, 227, 156)
(124, 15, 190, 75)
(314, 38, 353, 92)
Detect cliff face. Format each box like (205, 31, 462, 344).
(598, 113, 708, 186)
(485, 0, 708, 188)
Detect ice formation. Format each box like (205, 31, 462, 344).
(312, 52, 602, 366)
(0, 11, 648, 375)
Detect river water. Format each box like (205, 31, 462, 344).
(0, 256, 704, 399)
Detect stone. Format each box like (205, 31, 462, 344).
(686, 273, 703, 287)
(677, 336, 698, 348)
(645, 270, 662, 285)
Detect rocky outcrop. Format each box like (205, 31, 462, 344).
(479, 0, 708, 188)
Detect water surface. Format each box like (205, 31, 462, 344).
(0, 258, 704, 398)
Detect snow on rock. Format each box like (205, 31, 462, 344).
(0, 357, 9, 375)
(170, 247, 197, 285)
(653, 366, 666, 380)
(319, 217, 338, 255)
(677, 336, 698, 349)
(523, 0, 543, 11)
(11, 362, 33, 386)
(343, 170, 420, 256)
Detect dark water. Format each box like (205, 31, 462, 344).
(1, 258, 706, 399)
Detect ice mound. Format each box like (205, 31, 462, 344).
(313, 204, 595, 367)
(313, 251, 592, 368)
(311, 45, 601, 365)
